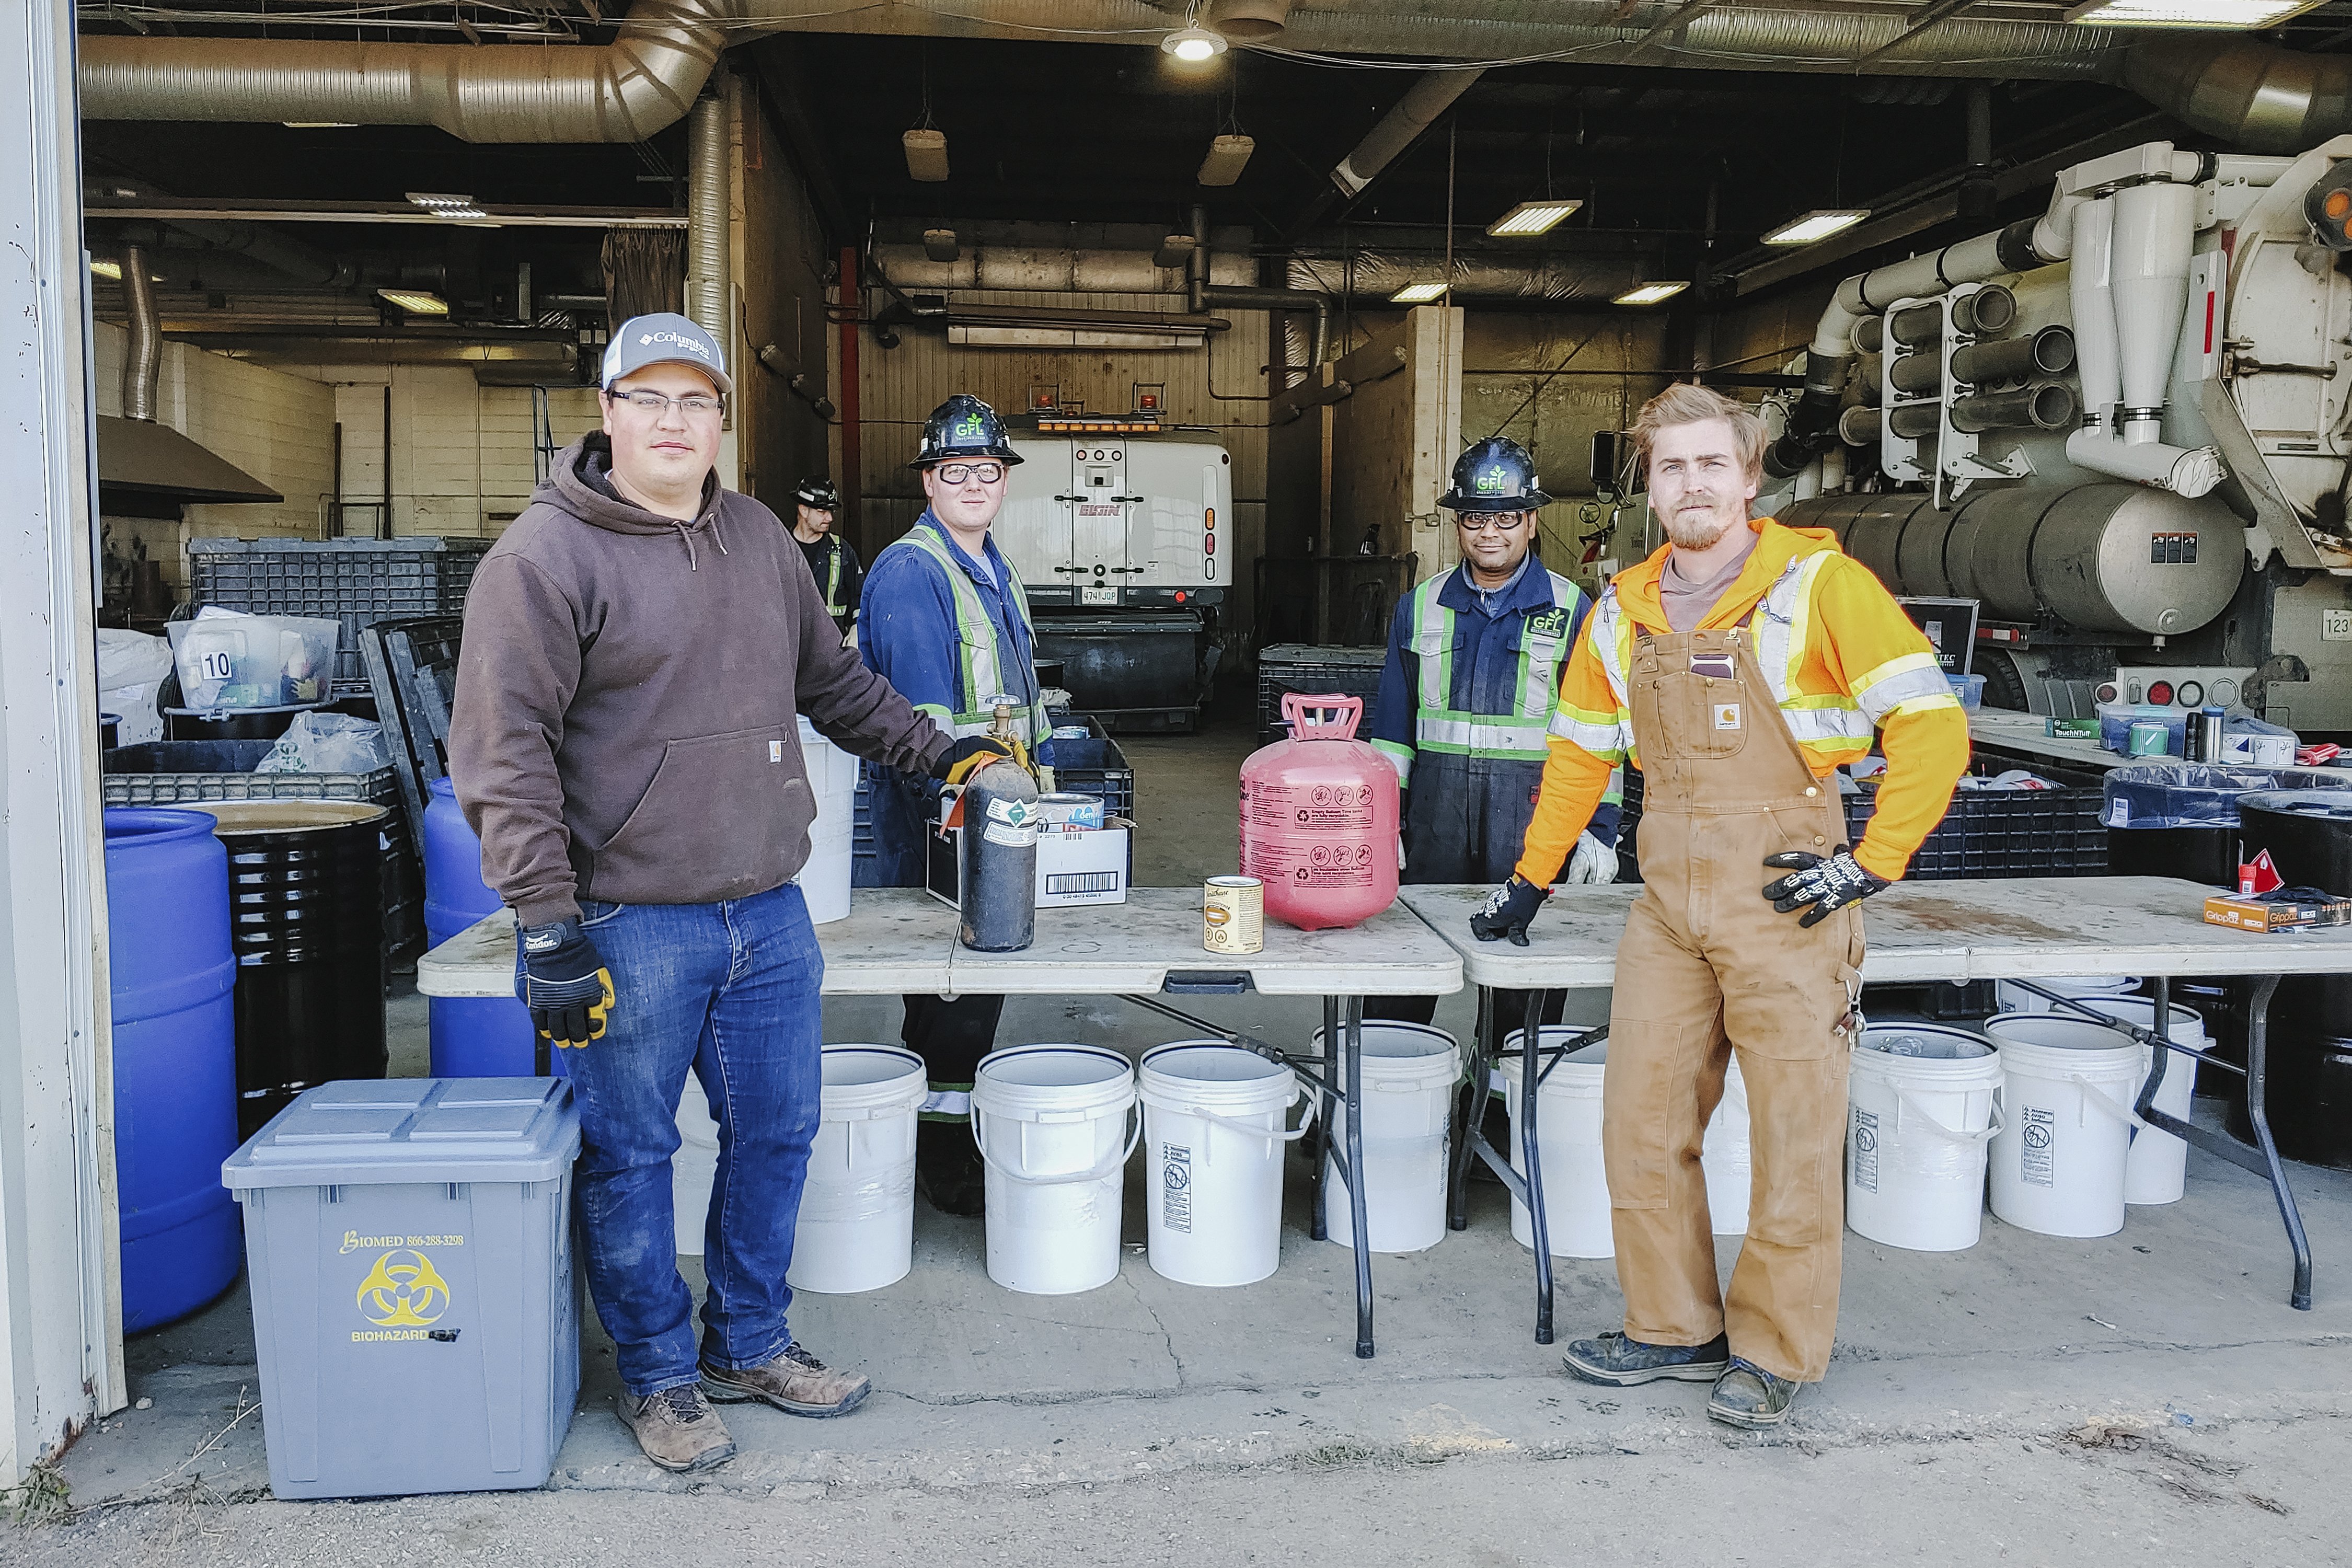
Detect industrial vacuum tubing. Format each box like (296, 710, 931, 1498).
(1951, 326, 2076, 386)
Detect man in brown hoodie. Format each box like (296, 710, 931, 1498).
(449, 314, 1004, 1474)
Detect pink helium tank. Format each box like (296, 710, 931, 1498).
(1239, 694, 1400, 931)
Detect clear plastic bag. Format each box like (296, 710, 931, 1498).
(255, 712, 391, 776)
(2102, 763, 2352, 829)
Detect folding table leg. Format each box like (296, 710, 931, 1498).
(1518, 990, 1555, 1345)
(1344, 995, 1375, 1358)
(1447, 986, 1494, 1231)
(1311, 995, 1338, 1243)
(2241, 974, 2314, 1311)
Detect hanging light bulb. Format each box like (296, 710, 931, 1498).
(1161, 26, 1228, 62)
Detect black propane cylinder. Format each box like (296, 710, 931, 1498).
(959, 756, 1039, 952)
(2230, 790, 2352, 1168)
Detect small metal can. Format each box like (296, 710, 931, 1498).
(1203, 875, 1264, 954)
(2127, 719, 2172, 757)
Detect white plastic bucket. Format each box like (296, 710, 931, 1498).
(1984, 1014, 2142, 1238)
(1848, 1024, 2003, 1253)
(1312, 1021, 1459, 1254)
(673, 1092, 721, 1256)
(1138, 1042, 1309, 1287)
(1702, 1056, 1751, 1236)
(789, 1045, 929, 1293)
(1992, 974, 2140, 1014)
(2076, 998, 2207, 1207)
(1501, 1031, 1611, 1259)
(972, 1044, 1140, 1295)
(797, 716, 856, 926)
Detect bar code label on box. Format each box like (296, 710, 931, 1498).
(2020, 1107, 2057, 1188)
(1160, 1143, 1193, 1234)
(1851, 1108, 1880, 1194)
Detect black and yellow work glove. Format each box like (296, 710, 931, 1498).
(1761, 846, 1890, 929)
(931, 735, 1017, 787)
(1470, 874, 1550, 947)
(515, 918, 615, 1045)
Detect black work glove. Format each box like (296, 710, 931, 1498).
(1761, 846, 1890, 929)
(1469, 874, 1551, 946)
(930, 735, 1015, 786)
(515, 918, 615, 1046)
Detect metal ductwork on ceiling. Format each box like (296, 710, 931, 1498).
(70, 2, 2352, 159)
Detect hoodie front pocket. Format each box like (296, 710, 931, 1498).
(593, 726, 813, 901)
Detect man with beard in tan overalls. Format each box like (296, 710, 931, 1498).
(1470, 383, 1967, 1428)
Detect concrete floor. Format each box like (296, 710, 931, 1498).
(31, 699, 2352, 1561)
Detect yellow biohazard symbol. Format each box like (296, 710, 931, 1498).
(355, 1249, 452, 1327)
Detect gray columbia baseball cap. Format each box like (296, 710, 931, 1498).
(602, 312, 733, 397)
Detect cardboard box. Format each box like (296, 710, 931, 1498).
(926, 817, 1132, 909)
(2203, 890, 2352, 932)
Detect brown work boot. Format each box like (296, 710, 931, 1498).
(701, 1342, 872, 1418)
(620, 1382, 737, 1473)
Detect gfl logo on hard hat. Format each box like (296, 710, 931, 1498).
(1474, 465, 1511, 495)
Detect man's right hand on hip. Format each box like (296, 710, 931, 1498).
(516, 918, 615, 1045)
(1470, 874, 1550, 946)
(931, 735, 1016, 786)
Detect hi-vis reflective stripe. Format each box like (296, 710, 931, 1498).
(1408, 568, 1583, 759)
(893, 527, 1049, 743)
(821, 543, 847, 616)
(1372, 737, 1415, 787)
(1851, 651, 1953, 723)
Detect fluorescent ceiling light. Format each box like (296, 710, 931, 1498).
(1614, 281, 1690, 306)
(1161, 26, 1228, 62)
(378, 288, 449, 315)
(2065, 0, 2322, 24)
(89, 257, 122, 280)
(1761, 208, 1871, 246)
(1391, 282, 1448, 304)
(1487, 199, 1583, 237)
(406, 190, 490, 220)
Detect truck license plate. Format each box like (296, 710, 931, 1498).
(1081, 585, 1118, 606)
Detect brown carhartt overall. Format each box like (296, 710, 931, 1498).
(1604, 621, 1865, 1383)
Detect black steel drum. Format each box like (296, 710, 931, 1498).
(2229, 790, 2352, 1168)
(195, 801, 389, 1137)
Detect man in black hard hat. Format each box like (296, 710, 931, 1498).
(1367, 435, 1621, 1027)
(857, 393, 1041, 1216)
(791, 475, 862, 637)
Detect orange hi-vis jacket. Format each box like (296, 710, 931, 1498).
(1515, 516, 1970, 887)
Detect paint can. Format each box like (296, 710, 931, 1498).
(1203, 875, 1264, 954)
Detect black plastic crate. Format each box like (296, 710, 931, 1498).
(1256, 643, 1387, 744)
(188, 537, 490, 682)
(1844, 782, 2108, 879)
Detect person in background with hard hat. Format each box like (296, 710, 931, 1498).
(449, 315, 1007, 1477)
(858, 393, 1043, 1218)
(791, 475, 862, 637)
(1367, 434, 1621, 1030)
(1471, 383, 1966, 1429)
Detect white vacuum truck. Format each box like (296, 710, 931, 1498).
(1761, 136, 2352, 736)
(993, 432, 1232, 732)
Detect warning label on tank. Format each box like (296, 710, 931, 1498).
(1241, 780, 1378, 833)
(2020, 1107, 2056, 1188)
(1242, 838, 1380, 889)
(1161, 1143, 1193, 1234)
(1851, 1108, 1879, 1194)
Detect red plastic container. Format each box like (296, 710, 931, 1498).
(1239, 694, 1400, 931)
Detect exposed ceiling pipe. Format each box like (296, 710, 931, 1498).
(686, 88, 730, 349)
(871, 242, 1251, 294)
(1288, 68, 1484, 238)
(121, 243, 161, 423)
(2123, 35, 2352, 155)
(78, 0, 731, 142)
(1191, 203, 1330, 368)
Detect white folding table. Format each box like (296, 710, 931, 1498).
(1399, 876, 2352, 1339)
(417, 887, 1463, 1358)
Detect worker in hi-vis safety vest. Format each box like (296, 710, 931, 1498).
(857, 393, 1046, 1220)
(1472, 383, 1966, 1431)
(790, 474, 863, 637)
(1366, 434, 1620, 1027)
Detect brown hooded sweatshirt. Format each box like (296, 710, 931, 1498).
(449, 434, 949, 927)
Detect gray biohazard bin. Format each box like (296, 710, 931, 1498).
(222, 1077, 582, 1500)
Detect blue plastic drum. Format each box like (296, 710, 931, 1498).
(103, 808, 242, 1332)
(422, 776, 543, 1076)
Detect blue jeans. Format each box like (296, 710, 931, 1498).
(551, 882, 823, 1397)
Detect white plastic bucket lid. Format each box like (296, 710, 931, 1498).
(1984, 1013, 2142, 1078)
(1854, 1023, 2000, 1084)
(820, 1044, 928, 1117)
(973, 1043, 1137, 1121)
(1139, 1041, 1296, 1113)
